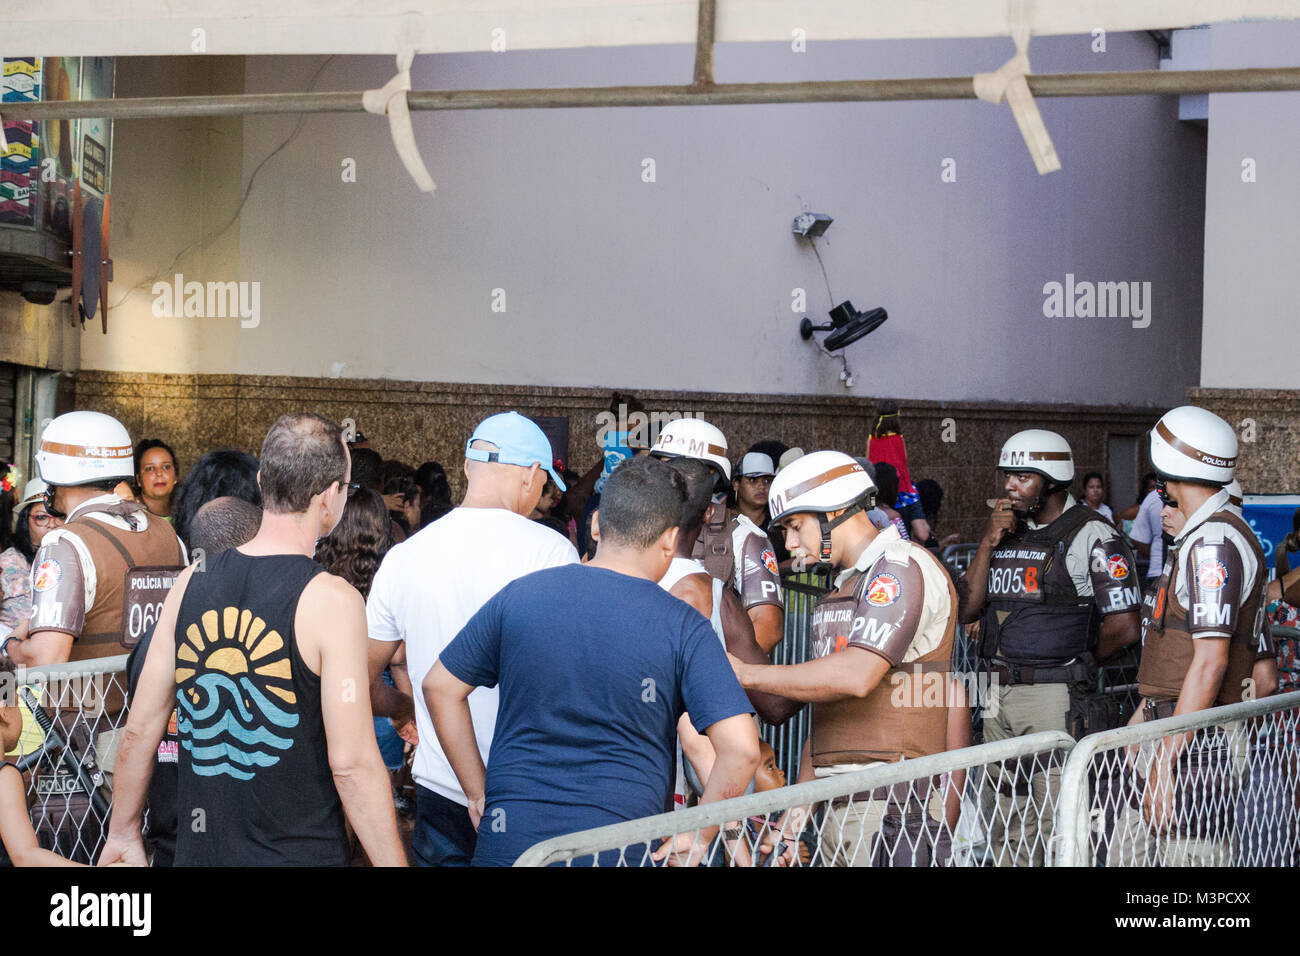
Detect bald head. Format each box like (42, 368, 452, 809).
(462, 439, 545, 516)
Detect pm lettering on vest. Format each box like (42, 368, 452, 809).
(1105, 586, 1141, 613)
(855, 616, 899, 648)
(1191, 602, 1232, 627)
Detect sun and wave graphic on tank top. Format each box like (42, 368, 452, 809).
(174, 607, 299, 781)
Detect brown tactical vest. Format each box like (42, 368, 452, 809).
(1137, 511, 1264, 706)
(692, 498, 733, 582)
(812, 546, 957, 767)
(65, 502, 185, 662)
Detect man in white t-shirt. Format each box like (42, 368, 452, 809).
(1130, 488, 1165, 582)
(366, 411, 578, 866)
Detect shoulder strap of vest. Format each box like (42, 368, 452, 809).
(1204, 509, 1264, 557)
(1049, 504, 1104, 544)
(71, 517, 137, 568)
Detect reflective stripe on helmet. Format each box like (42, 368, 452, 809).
(39, 440, 133, 460)
(768, 461, 863, 517)
(1155, 420, 1237, 470)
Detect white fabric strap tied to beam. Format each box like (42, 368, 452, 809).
(973, 2, 1060, 175)
(0, 113, 8, 154)
(363, 49, 436, 193)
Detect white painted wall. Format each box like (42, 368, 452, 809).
(83, 33, 1209, 404)
(1201, 21, 1300, 390)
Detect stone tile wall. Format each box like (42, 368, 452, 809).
(75, 370, 1177, 543)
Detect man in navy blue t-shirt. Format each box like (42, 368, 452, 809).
(428, 457, 759, 866)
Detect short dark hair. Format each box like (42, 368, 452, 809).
(258, 414, 348, 515)
(350, 447, 385, 493)
(189, 496, 263, 557)
(171, 449, 261, 549)
(1081, 471, 1104, 489)
(665, 457, 714, 533)
(598, 457, 685, 549)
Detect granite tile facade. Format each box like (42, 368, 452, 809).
(1189, 389, 1300, 496)
(74, 370, 1182, 543)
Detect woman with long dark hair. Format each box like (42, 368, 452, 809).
(315, 487, 414, 821)
(315, 487, 392, 599)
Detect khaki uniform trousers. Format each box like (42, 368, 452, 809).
(820, 790, 946, 867)
(978, 682, 1069, 867)
(1107, 716, 1249, 867)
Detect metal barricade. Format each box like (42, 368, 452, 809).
(761, 572, 827, 783)
(1096, 645, 1143, 726)
(8, 654, 130, 865)
(941, 542, 978, 577)
(1055, 690, 1300, 867)
(514, 731, 1075, 867)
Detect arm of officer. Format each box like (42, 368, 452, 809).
(724, 590, 802, 724)
(734, 562, 926, 703)
(1096, 612, 1140, 662)
(1087, 533, 1143, 661)
(7, 629, 72, 667)
(734, 645, 892, 702)
(307, 574, 406, 866)
(1251, 657, 1278, 700)
(736, 531, 785, 653)
(673, 574, 799, 725)
(960, 499, 1016, 624)
(1148, 635, 1228, 796)
(99, 566, 194, 866)
(9, 536, 84, 667)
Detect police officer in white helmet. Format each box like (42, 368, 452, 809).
(727, 451, 962, 866)
(4, 411, 186, 669)
(1, 411, 185, 862)
(1107, 407, 1266, 864)
(651, 418, 785, 653)
(961, 429, 1141, 865)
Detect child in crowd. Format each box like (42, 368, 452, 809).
(750, 741, 812, 866)
(0, 660, 82, 866)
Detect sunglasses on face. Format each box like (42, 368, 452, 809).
(1155, 478, 1177, 508)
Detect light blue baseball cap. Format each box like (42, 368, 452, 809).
(465, 411, 566, 491)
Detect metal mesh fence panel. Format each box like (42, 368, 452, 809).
(760, 572, 827, 784)
(1056, 690, 1300, 867)
(514, 731, 1074, 867)
(8, 655, 130, 865)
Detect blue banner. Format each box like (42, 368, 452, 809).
(1242, 495, 1300, 572)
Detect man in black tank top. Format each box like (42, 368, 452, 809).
(101, 414, 406, 867)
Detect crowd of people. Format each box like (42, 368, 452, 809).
(0, 395, 1297, 868)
